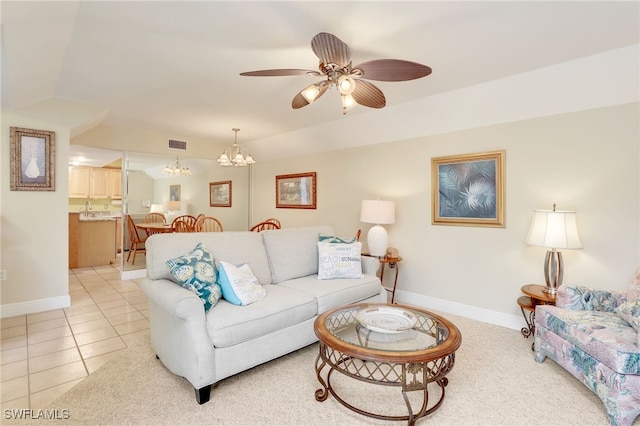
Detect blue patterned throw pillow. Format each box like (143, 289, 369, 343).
(318, 233, 357, 244)
(165, 243, 222, 312)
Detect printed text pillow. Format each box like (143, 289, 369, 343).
(317, 242, 363, 280)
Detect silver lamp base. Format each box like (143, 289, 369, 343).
(542, 249, 564, 295)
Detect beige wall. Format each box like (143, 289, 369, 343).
(253, 103, 640, 325)
(1, 112, 71, 315)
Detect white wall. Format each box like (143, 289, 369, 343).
(252, 103, 639, 327)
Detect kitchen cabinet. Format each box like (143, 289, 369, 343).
(110, 169, 122, 199)
(69, 213, 117, 268)
(69, 166, 91, 198)
(69, 166, 122, 199)
(115, 217, 122, 253)
(90, 168, 111, 198)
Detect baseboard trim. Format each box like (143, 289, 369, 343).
(121, 269, 147, 280)
(0, 295, 71, 318)
(394, 290, 523, 331)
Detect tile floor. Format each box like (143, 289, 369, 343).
(0, 265, 149, 409)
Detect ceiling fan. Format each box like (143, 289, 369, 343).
(240, 32, 432, 115)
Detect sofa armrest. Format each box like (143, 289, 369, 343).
(141, 278, 216, 389)
(556, 284, 627, 312)
(361, 256, 380, 276)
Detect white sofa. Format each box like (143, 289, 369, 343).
(140, 225, 385, 404)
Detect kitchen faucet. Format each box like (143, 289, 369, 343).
(84, 201, 92, 218)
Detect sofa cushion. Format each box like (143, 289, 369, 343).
(278, 274, 381, 314)
(261, 226, 333, 284)
(146, 231, 272, 285)
(165, 243, 222, 312)
(317, 242, 363, 279)
(205, 285, 316, 348)
(217, 261, 266, 306)
(536, 305, 640, 374)
(615, 299, 640, 346)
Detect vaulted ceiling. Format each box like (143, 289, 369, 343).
(2, 1, 638, 163)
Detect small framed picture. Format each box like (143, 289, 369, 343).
(431, 150, 505, 227)
(276, 172, 317, 209)
(210, 180, 232, 207)
(10, 127, 56, 191)
(169, 184, 181, 202)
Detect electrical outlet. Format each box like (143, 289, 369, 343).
(0, 270, 6, 281)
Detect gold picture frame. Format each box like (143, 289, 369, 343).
(169, 184, 181, 202)
(209, 180, 232, 207)
(431, 150, 505, 227)
(276, 172, 317, 209)
(10, 127, 56, 191)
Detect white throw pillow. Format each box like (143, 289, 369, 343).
(317, 242, 363, 280)
(217, 261, 266, 306)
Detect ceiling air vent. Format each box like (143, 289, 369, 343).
(168, 139, 187, 150)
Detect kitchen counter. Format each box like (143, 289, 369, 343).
(69, 213, 118, 268)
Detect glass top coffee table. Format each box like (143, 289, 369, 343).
(314, 303, 462, 425)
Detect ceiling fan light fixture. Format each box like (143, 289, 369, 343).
(301, 84, 321, 103)
(341, 94, 357, 114)
(338, 75, 355, 94)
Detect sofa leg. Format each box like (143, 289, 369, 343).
(195, 385, 212, 404)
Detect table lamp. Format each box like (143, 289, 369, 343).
(360, 200, 395, 257)
(525, 204, 582, 294)
(150, 204, 164, 214)
(167, 201, 181, 212)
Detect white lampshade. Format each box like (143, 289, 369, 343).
(361, 200, 395, 257)
(150, 204, 164, 213)
(525, 206, 582, 295)
(525, 209, 582, 249)
(360, 200, 395, 225)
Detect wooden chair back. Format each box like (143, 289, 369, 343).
(250, 220, 281, 232)
(126, 215, 146, 264)
(144, 212, 166, 223)
(171, 215, 197, 232)
(264, 218, 281, 228)
(195, 216, 223, 232)
(355, 229, 361, 241)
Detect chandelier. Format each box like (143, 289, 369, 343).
(217, 128, 256, 167)
(162, 156, 191, 175)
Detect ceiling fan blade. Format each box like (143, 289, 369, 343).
(311, 32, 351, 68)
(351, 79, 386, 109)
(353, 59, 432, 82)
(291, 81, 330, 109)
(240, 69, 321, 77)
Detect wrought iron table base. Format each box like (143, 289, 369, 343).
(315, 345, 453, 425)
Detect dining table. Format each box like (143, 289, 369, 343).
(136, 222, 174, 236)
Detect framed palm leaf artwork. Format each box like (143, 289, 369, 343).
(431, 150, 505, 227)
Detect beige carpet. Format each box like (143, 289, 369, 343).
(13, 313, 619, 426)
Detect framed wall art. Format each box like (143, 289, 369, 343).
(276, 172, 317, 209)
(431, 150, 505, 227)
(209, 180, 232, 207)
(169, 184, 181, 202)
(10, 126, 56, 191)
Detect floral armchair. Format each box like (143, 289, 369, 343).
(534, 271, 640, 426)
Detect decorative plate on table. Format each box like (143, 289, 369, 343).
(355, 306, 417, 334)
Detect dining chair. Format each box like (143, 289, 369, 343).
(171, 214, 197, 232)
(144, 212, 166, 223)
(195, 216, 224, 232)
(126, 215, 146, 265)
(355, 229, 361, 241)
(265, 218, 281, 228)
(249, 220, 281, 232)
